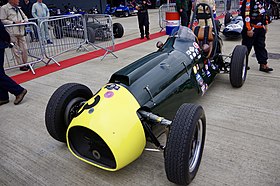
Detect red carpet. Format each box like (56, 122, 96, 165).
(11, 31, 166, 84)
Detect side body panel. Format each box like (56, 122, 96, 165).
(110, 37, 218, 120)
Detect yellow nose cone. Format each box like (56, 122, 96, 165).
(67, 84, 146, 171)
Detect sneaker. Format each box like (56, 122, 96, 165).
(259, 64, 273, 72)
(19, 66, 30, 71)
(14, 89, 27, 105)
(146, 35, 150, 40)
(0, 99, 9, 106)
(47, 40, 53, 44)
(140, 36, 144, 39)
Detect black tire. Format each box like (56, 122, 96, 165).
(113, 23, 124, 38)
(87, 26, 96, 43)
(54, 25, 63, 39)
(45, 83, 93, 142)
(224, 12, 231, 26)
(164, 104, 206, 185)
(124, 11, 129, 17)
(230, 45, 248, 88)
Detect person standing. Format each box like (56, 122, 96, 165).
(135, 0, 151, 39)
(176, 0, 192, 26)
(0, 20, 27, 106)
(20, 0, 38, 42)
(0, 0, 29, 71)
(20, 0, 32, 18)
(32, 0, 52, 44)
(240, 0, 273, 72)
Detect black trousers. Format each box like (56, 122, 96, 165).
(0, 48, 24, 100)
(137, 12, 149, 37)
(179, 10, 190, 27)
(242, 27, 268, 65)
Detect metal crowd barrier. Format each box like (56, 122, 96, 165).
(4, 22, 45, 74)
(159, 3, 177, 31)
(4, 13, 117, 74)
(38, 14, 87, 65)
(84, 14, 117, 60)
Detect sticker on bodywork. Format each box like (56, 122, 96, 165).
(193, 42, 199, 49)
(189, 47, 195, 52)
(104, 91, 114, 98)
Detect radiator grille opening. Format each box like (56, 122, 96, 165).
(68, 126, 116, 169)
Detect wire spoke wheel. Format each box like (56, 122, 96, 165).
(189, 119, 203, 172)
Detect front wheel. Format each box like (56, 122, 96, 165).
(45, 83, 93, 142)
(230, 45, 248, 88)
(164, 104, 206, 185)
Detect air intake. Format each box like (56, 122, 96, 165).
(68, 126, 116, 169)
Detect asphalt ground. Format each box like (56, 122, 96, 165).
(1, 10, 280, 186)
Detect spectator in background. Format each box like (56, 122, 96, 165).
(240, 0, 273, 72)
(20, 0, 38, 42)
(135, 0, 151, 39)
(176, 0, 192, 26)
(20, 0, 32, 18)
(32, 0, 52, 44)
(0, 0, 29, 71)
(0, 20, 27, 105)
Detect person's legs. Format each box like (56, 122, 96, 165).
(138, 14, 144, 38)
(0, 49, 25, 104)
(253, 28, 272, 72)
(253, 28, 268, 64)
(144, 13, 150, 39)
(180, 11, 188, 27)
(241, 29, 254, 58)
(10, 35, 22, 65)
(39, 20, 46, 42)
(0, 49, 9, 102)
(44, 22, 50, 41)
(18, 36, 28, 64)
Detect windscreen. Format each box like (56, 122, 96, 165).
(173, 26, 197, 52)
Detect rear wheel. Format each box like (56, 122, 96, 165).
(164, 104, 206, 185)
(230, 45, 248, 88)
(113, 23, 124, 38)
(45, 83, 93, 142)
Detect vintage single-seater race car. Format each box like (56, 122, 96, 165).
(45, 4, 248, 185)
(223, 12, 244, 38)
(53, 14, 124, 43)
(114, 3, 138, 17)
